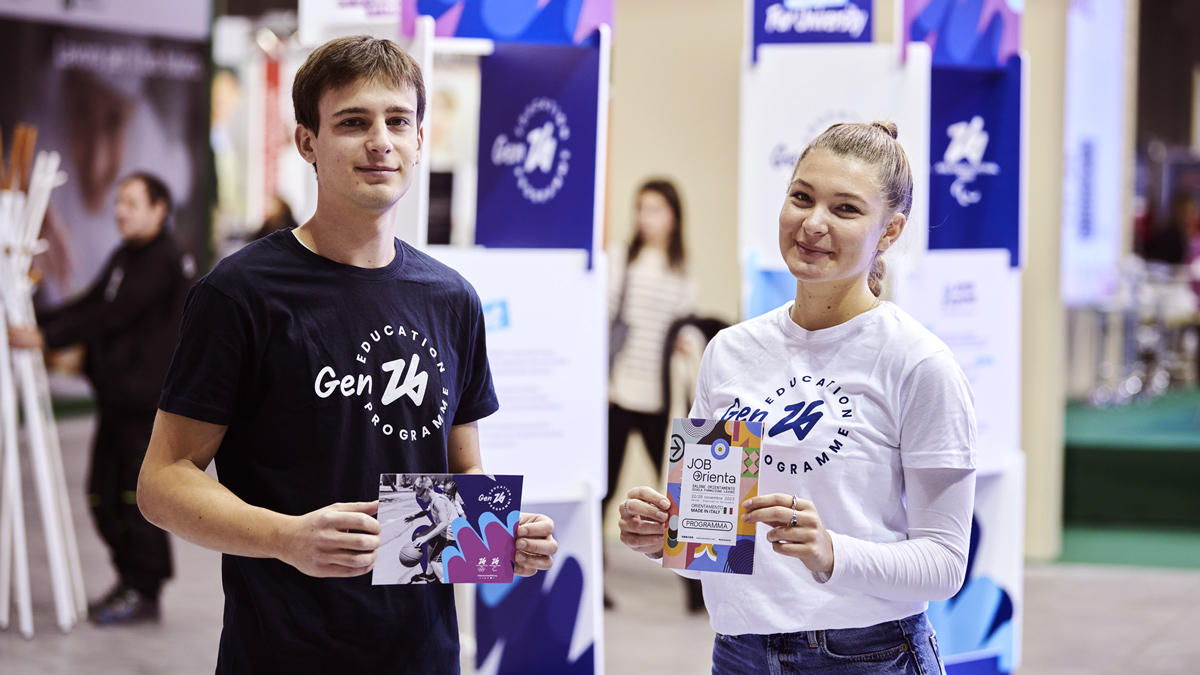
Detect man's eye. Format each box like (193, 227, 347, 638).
(389, 118, 409, 127)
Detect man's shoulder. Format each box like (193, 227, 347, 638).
(395, 241, 478, 299)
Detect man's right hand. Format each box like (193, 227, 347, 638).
(617, 486, 671, 557)
(279, 501, 381, 578)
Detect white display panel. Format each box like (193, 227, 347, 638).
(425, 247, 607, 503)
(896, 249, 1022, 472)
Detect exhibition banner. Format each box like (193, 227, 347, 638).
(927, 453, 1025, 674)
(476, 497, 601, 675)
(927, 57, 1023, 268)
(0, 0, 210, 40)
(474, 42, 599, 258)
(739, 42, 931, 317)
(1061, 1, 1125, 306)
(402, 0, 612, 44)
(0, 19, 209, 305)
(751, 0, 872, 53)
(905, 0, 1021, 69)
(896, 249, 1021, 467)
(425, 247, 606, 504)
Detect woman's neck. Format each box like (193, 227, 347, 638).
(789, 278, 879, 331)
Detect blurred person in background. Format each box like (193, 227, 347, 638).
(9, 172, 195, 625)
(605, 178, 701, 610)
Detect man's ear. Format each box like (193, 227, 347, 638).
(295, 124, 317, 164)
(414, 123, 424, 167)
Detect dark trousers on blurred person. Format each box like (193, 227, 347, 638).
(89, 407, 172, 600)
(604, 403, 704, 613)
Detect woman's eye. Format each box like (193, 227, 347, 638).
(791, 192, 811, 203)
(839, 204, 861, 215)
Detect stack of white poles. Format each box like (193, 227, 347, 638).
(0, 124, 86, 638)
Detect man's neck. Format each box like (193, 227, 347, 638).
(293, 208, 397, 269)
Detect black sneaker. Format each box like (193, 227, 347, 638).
(88, 585, 160, 626)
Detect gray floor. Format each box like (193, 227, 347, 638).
(1, 415, 1199, 673)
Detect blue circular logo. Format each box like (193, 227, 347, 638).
(710, 439, 731, 461)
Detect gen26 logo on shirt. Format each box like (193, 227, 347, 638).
(312, 322, 451, 443)
(718, 374, 857, 476)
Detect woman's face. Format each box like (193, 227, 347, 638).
(778, 148, 902, 286)
(635, 189, 675, 247)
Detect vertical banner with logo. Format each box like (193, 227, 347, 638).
(739, 42, 931, 318)
(905, 0, 1021, 68)
(927, 57, 1023, 267)
(475, 42, 600, 259)
(402, 0, 612, 44)
(1061, 2, 1125, 306)
(751, 0, 872, 55)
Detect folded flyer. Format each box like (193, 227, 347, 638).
(662, 419, 761, 575)
(373, 473, 523, 585)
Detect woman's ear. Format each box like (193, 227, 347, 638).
(878, 212, 907, 252)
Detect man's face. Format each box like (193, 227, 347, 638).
(114, 179, 166, 244)
(295, 77, 423, 218)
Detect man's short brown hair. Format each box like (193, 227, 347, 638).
(292, 35, 426, 135)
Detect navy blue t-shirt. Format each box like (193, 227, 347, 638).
(159, 230, 498, 674)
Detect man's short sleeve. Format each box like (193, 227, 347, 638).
(158, 279, 251, 426)
(450, 285, 498, 426)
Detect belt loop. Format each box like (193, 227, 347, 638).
(806, 630, 818, 648)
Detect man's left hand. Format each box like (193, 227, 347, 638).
(513, 512, 556, 577)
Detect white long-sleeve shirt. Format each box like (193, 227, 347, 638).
(677, 301, 977, 634)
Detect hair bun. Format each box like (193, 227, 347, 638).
(871, 121, 899, 139)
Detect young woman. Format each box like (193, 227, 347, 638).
(618, 122, 975, 674)
(605, 179, 697, 519)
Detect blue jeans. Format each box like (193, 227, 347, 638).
(712, 613, 945, 675)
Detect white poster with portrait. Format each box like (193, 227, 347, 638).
(739, 42, 931, 279)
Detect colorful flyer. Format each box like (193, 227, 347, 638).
(373, 473, 523, 585)
(663, 419, 761, 575)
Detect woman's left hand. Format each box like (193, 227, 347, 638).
(742, 493, 834, 575)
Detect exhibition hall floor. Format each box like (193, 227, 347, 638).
(1, 415, 1198, 674)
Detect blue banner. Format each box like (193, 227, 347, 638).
(927, 57, 1022, 267)
(404, 0, 611, 45)
(475, 42, 599, 260)
(752, 0, 872, 51)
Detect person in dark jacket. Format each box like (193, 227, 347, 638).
(9, 172, 195, 625)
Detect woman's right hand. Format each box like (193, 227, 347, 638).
(617, 486, 671, 557)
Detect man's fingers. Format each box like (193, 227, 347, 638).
(620, 517, 666, 537)
(321, 509, 382, 535)
(516, 535, 558, 557)
(516, 513, 554, 538)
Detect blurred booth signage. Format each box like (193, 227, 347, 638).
(297, 0, 401, 47)
(475, 42, 599, 259)
(1061, 1, 1125, 306)
(752, 0, 872, 53)
(905, 0, 1021, 69)
(927, 57, 1023, 268)
(402, 0, 612, 44)
(0, 0, 211, 40)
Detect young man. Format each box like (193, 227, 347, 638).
(10, 173, 193, 625)
(137, 36, 556, 672)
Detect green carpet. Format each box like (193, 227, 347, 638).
(1064, 390, 1200, 528)
(1065, 389, 1200, 451)
(1060, 526, 1200, 569)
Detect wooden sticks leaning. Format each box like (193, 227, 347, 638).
(0, 124, 39, 193)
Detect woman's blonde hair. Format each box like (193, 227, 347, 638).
(796, 121, 913, 296)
